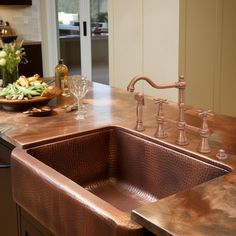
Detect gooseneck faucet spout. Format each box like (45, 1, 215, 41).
(127, 75, 178, 92)
(127, 74, 188, 146)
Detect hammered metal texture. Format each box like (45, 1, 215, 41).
(12, 127, 228, 236)
(28, 128, 228, 202)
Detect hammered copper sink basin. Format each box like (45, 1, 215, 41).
(11, 126, 230, 236)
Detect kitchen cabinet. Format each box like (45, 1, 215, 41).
(0, 138, 18, 236)
(0, 41, 43, 81)
(0, 138, 53, 236)
(19, 208, 54, 236)
(108, 0, 179, 101)
(179, 0, 236, 117)
(0, 0, 32, 5)
(20, 42, 43, 78)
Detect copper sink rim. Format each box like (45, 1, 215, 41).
(11, 125, 232, 235)
(12, 147, 143, 230)
(23, 124, 232, 172)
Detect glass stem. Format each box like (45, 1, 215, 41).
(77, 98, 82, 110)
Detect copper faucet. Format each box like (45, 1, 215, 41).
(197, 110, 213, 153)
(134, 92, 145, 131)
(127, 75, 188, 146)
(154, 98, 168, 139)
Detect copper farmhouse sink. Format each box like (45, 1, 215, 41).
(11, 126, 230, 236)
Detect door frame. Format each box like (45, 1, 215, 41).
(39, 0, 58, 77)
(79, 0, 92, 80)
(40, 0, 92, 80)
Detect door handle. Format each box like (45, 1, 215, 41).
(0, 161, 10, 168)
(83, 21, 87, 36)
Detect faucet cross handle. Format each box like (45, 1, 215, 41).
(154, 98, 168, 139)
(154, 98, 168, 105)
(198, 110, 214, 130)
(154, 98, 168, 116)
(198, 109, 214, 118)
(197, 109, 214, 153)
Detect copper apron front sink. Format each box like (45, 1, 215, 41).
(11, 126, 230, 236)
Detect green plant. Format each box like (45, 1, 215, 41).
(0, 40, 28, 74)
(96, 12, 108, 23)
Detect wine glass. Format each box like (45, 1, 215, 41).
(68, 75, 89, 119)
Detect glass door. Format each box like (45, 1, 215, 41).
(56, 0, 108, 84)
(90, 0, 109, 85)
(56, 0, 82, 76)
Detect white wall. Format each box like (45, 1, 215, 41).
(109, 0, 179, 102)
(0, 0, 41, 41)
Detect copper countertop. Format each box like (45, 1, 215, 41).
(1, 82, 236, 235)
(132, 172, 236, 236)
